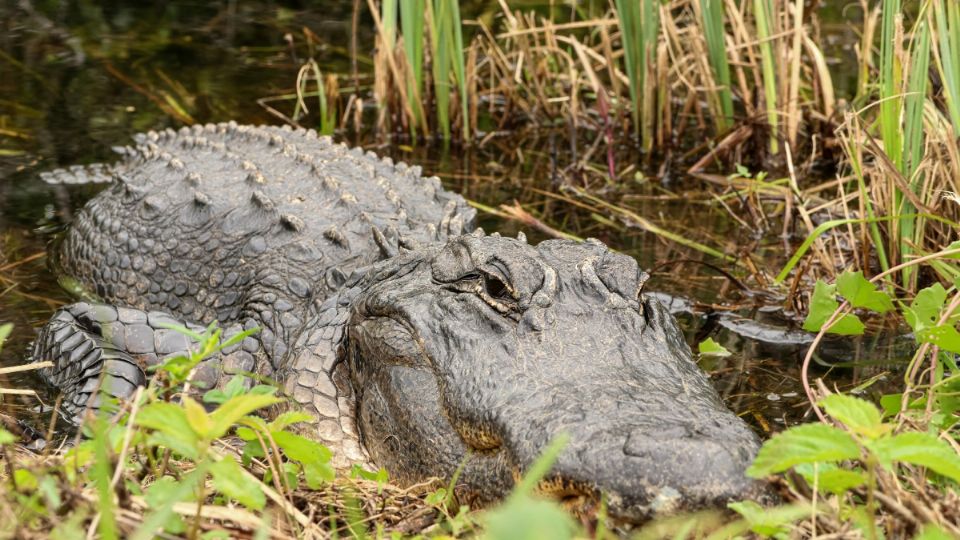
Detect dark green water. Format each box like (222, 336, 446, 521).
(0, 0, 904, 439)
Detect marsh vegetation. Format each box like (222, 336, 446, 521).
(0, 0, 959, 538)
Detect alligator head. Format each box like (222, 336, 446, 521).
(342, 231, 766, 521)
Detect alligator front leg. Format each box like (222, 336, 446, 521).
(32, 302, 265, 421)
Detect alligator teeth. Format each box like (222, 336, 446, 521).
(517, 231, 527, 243)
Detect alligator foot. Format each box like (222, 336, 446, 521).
(32, 302, 264, 422)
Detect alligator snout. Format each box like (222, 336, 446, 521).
(480, 397, 764, 521)
(350, 234, 769, 521)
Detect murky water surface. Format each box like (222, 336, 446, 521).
(0, 1, 907, 440)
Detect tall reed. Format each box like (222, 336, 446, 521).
(753, 0, 779, 155)
(614, 0, 660, 150)
(932, 0, 960, 134)
(698, 0, 734, 134)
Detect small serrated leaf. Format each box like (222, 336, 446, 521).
(869, 432, 960, 483)
(747, 423, 860, 477)
(207, 394, 282, 440)
(183, 397, 211, 439)
(210, 455, 266, 510)
(794, 463, 866, 494)
(820, 394, 888, 439)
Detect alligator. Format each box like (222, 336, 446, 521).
(32, 122, 767, 521)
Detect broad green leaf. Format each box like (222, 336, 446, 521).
(146, 432, 201, 460)
(794, 463, 866, 495)
(132, 465, 208, 540)
(820, 394, 888, 439)
(747, 423, 860, 477)
(210, 455, 266, 510)
(143, 477, 189, 534)
(837, 271, 894, 313)
(904, 284, 948, 333)
(698, 337, 732, 357)
(136, 402, 200, 456)
(802, 280, 865, 335)
(272, 431, 332, 464)
(425, 488, 447, 506)
(727, 501, 808, 537)
(917, 324, 960, 354)
(0, 323, 11, 353)
(183, 397, 212, 439)
(915, 525, 955, 540)
(483, 495, 579, 540)
(264, 461, 301, 491)
(869, 432, 960, 483)
(0, 428, 15, 445)
(207, 394, 282, 440)
(13, 468, 38, 490)
(350, 465, 389, 485)
(302, 460, 335, 489)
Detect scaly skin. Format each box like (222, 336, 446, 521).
(33, 123, 768, 520)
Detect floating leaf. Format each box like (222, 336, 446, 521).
(869, 432, 960, 483)
(802, 280, 865, 335)
(820, 394, 888, 439)
(836, 271, 894, 313)
(698, 337, 732, 357)
(211, 456, 266, 510)
(747, 423, 860, 477)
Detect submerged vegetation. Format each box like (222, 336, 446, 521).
(0, 0, 959, 538)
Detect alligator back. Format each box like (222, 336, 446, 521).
(56, 122, 474, 326)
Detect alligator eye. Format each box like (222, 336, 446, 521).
(483, 274, 512, 301)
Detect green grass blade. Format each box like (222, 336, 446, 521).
(445, 0, 469, 141)
(879, 0, 903, 172)
(933, 0, 960, 134)
(701, 0, 734, 133)
(754, 0, 779, 154)
(615, 0, 642, 135)
(900, 16, 931, 290)
(400, 0, 426, 130)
